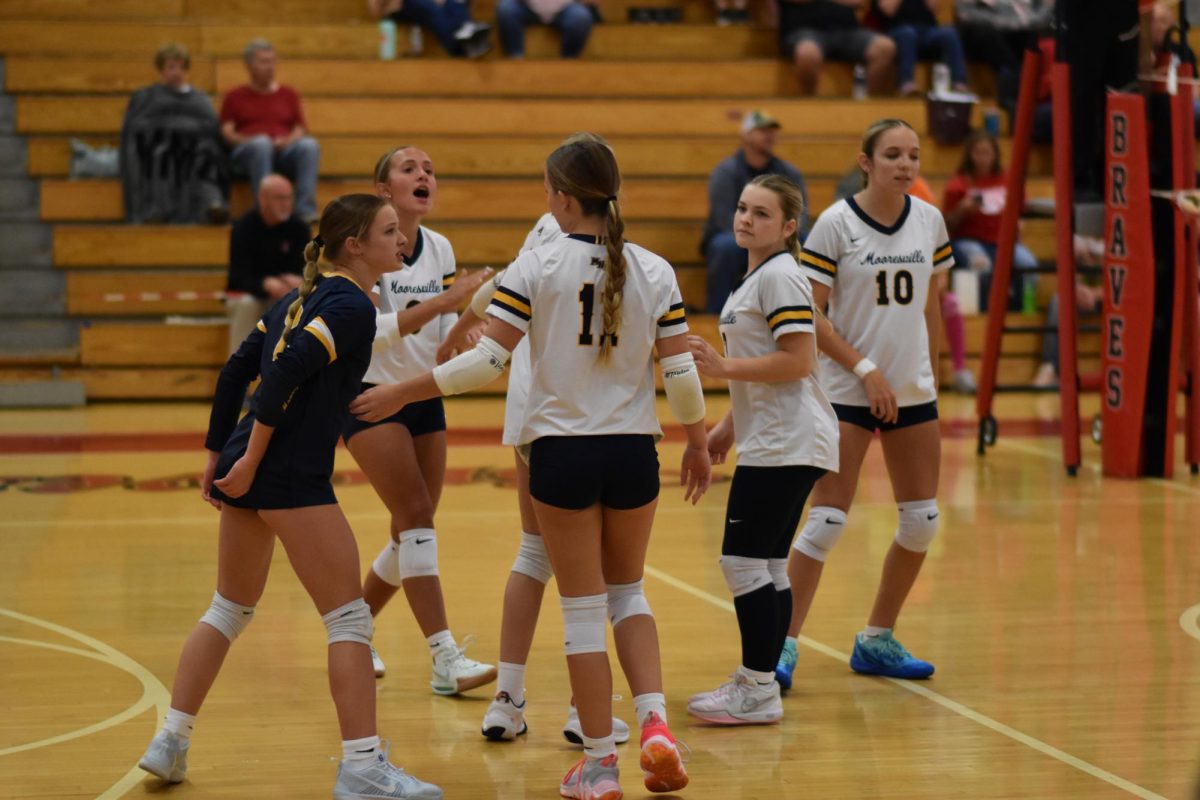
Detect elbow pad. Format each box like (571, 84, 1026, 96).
(469, 269, 504, 319)
(432, 335, 511, 395)
(660, 352, 705, 425)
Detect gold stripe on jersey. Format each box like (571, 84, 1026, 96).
(304, 316, 337, 363)
(933, 242, 953, 266)
(491, 286, 531, 320)
(657, 302, 686, 328)
(256, 320, 268, 333)
(767, 305, 815, 331)
(800, 248, 837, 277)
(442, 271, 456, 290)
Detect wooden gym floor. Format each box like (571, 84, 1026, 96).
(1, 393, 1198, 799)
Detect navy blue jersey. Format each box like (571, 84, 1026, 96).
(206, 273, 376, 508)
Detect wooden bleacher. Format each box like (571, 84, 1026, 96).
(2, 0, 1071, 399)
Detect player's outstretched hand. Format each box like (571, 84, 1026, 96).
(213, 455, 257, 499)
(200, 450, 222, 509)
(350, 383, 408, 422)
(862, 369, 898, 424)
(681, 445, 712, 505)
(445, 266, 495, 306)
(436, 318, 486, 364)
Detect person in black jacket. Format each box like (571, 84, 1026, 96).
(224, 174, 311, 354)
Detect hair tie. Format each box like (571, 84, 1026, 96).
(607, 195, 617, 203)
(313, 235, 324, 248)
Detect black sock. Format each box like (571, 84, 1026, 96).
(772, 588, 792, 661)
(734, 585, 780, 675)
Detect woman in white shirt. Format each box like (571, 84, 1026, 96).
(686, 174, 838, 725)
(776, 119, 952, 688)
(351, 137, 708, 800)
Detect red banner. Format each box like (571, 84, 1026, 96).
(1102, 94, 1155, 478)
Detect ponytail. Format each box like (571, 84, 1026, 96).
(599, 197, 627, 362)
(279, 238, 323, 348)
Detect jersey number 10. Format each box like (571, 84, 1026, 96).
(875, 269, 914, 306)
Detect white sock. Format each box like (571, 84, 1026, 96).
(582, 733, 617, 760)
(427, 629, 455, 659)
(633, 692, 666, 727)
(496, 661, 526, 706)
(741, 665, 776, 685)
(861, 625, 890, 639)
(785, 635, 798, 648)
(341, 735, 381, 770)
(162, 708, 195, 743)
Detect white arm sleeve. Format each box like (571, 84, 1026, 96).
(432, 335, 511, 395)
(660, 352, 705, 425)
(469, 269, 505, 319)
(372, 311, 402, 355)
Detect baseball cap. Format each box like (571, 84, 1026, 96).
(741, 109, 781, 133)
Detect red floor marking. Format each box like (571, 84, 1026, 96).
(0, 419, 1064, 455)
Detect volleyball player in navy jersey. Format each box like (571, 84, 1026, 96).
(137, 195, 442, 800)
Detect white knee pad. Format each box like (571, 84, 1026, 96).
(895, 499, 939, 553)
(607, 580, 652, 626)
(719, 555, 773, 598)
(398, 528, 439, 579)
(767, 558, 790, 591)
(511, 532, 553, 584)
(322, 598, 374, 646)
(371, 540, 402, 587)
(199, 592, 255, 642)
(793, 506, 848, 563)
(561, 594, 607, 655)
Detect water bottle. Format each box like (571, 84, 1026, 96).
(932, 63, 950, 97)
(852, 64, 867, 101)
(1021, 275, 1038, 314)
(407, 24, 424, 57)
(378, 18, 397, 60)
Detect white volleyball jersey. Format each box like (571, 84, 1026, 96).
(800, 195, 953, 407)
(718, 252, 839, 471)
(365, 226, 458, 384)
(487, 234, 688, 444)
(503, 213, 563, 446)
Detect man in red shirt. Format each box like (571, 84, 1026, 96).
(220, 39, 320, 223)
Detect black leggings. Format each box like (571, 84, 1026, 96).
(722, 464, 826, 674)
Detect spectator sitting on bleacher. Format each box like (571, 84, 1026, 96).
(495, 0, 596, 58)
(869, 0, 969, 96)
(700, 110, 810, 312)
(369, 0, 493, 58)
(120, 43, 228, 225)
(220, 39, 320, 224)
(943, 130, 1038, 311)
(223, 174, 311, 355)
(1033, 235, 1104, 387)
(954, 0, 1053, 117)
(779, 0, 896, 96)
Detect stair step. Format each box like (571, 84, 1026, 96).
(0, 96, 14, 134)
(0, 318, 79, 355)
(0, 137, 26, 176)
(0, 269, 64, 316)
(0, 177, 38, 221)
(0, 222, 52, 267)
(0, 379, 86, 407)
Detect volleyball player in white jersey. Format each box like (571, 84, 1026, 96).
(352, 137, 708, 800)
(773, 119, 951, 686)
(342, 145, 497, 695)
(440, 204, 632, 747)
(685, 174, 838, 724)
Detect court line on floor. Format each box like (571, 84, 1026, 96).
(0, 608, 171, 800)
(643, 564, 1167, 800)
(999, 439, 1200, 498)
(1181, 604, 1200, 643)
